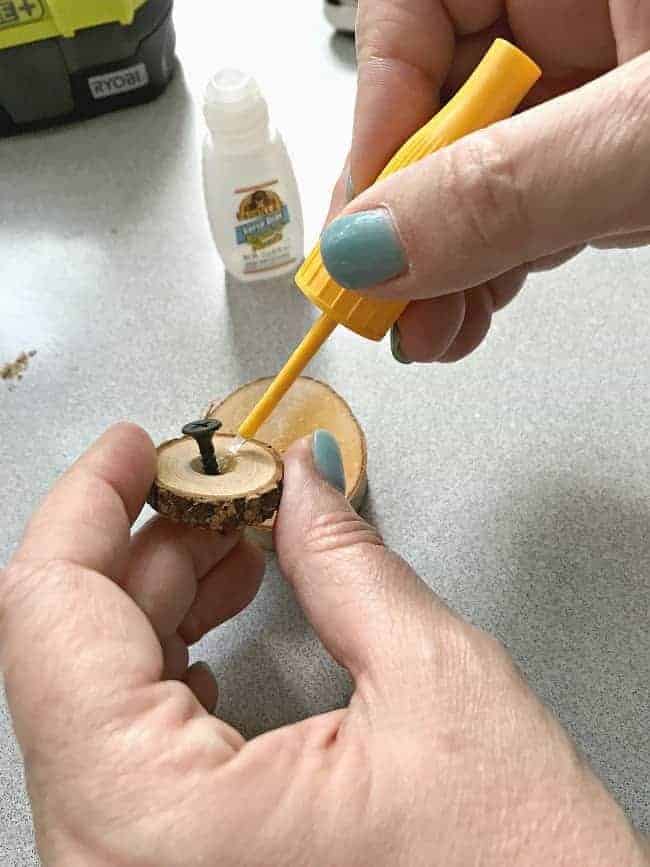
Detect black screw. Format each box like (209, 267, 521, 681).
(182, 418, 223, 475)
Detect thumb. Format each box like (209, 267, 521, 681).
(275, 432, 451, 683)
(318, 52, 650, 300)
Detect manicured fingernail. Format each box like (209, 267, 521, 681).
(320, 209, 408, 290)
(345, 172, 355, 203)
(312, 430, 346, 493)
(390, 324, 412, 365)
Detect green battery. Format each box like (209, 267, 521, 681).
(0, 0, 175, 135)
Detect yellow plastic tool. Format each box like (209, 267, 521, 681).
(238, 39, 541, 441)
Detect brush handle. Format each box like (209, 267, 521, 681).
(238, 313, 337, 439)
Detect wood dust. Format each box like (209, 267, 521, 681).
(1, 350, 37, 385)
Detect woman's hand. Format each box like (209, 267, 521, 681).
(322, 1, 650, 364)
(1, 424, 646, 866)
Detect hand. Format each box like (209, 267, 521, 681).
(321, 1, 650, 364)
(1, 424, 646, 866)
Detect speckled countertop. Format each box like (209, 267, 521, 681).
(1, 3, 648, 863)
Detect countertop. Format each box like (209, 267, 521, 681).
(1, 3, 648, 862)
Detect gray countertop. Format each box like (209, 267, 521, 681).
(1, 3, 648, 863)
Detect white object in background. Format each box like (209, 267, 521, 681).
(202, 69, 304, 283)
(324, 0, 357, 33)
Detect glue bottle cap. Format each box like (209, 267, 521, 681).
(203, 68, 270, 140)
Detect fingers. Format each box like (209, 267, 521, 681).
(394, 293, 466, 363)
(592, 230, 650, 250)
(124, 509, 263, 649)
(0, 426, 165, 751)
(122, 519, 242, 639)
(434, 270, 527, 362)
(485, 266, 528, 309)
(178, 539, 265, 645)
(527, 245, 585, 272)
(0, 423, 262, 757)
(185, 662, 218, 713)
(351, 0, 454, 194)
(162, 637, 219, 714)
(162, 633, 189, 680)
(275, 433, 454, 685)
(441, 0, 503, 35)
(320, 52, 650, 301)
(442, 17, 512, 98)
(508, 0, 616, 73)
(438, 285, 493, 363)
(394, 266, 527, 364)
(609, 1, 650, 62)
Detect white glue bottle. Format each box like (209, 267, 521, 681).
(202, 69, 304, 282)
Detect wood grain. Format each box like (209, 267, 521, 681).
(148, 433, 283, 532)
(205, 376, 367, 549)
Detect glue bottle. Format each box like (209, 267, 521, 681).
(202, 69, 304, 282)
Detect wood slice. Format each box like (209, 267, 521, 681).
(148, 433, 283, 533)
(204, 377, 367, 549)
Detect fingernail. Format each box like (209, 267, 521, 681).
(390, 324, 412, 365)
(320, 208, 408, 290)
(345, 172, 355, 203)
(312, 430, 346, 493)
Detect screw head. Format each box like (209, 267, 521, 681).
(182, 418, 223, 476)
(182, 418, 222, 438)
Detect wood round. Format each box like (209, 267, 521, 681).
(205, 376, 367, 549)
(148, 433, 283, 532)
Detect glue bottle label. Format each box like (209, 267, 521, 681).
(233, 181, 295, 275)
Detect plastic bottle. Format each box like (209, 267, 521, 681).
(202, 69, 304, 283)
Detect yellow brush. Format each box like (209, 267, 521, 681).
(238, 39, 541, 441)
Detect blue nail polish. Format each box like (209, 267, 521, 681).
(312, 430, 346, 493)
(320, 209, 408, 290)
(390, 324, 412, 365)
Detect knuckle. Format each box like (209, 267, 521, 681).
(302, 510, 384, 557)
(449, 129, 531, 259)
(357, 1, 410, 61)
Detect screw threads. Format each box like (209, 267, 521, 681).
(182, 419, 223, 476)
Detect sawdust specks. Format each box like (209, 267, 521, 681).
(2, 350, 37, 385)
